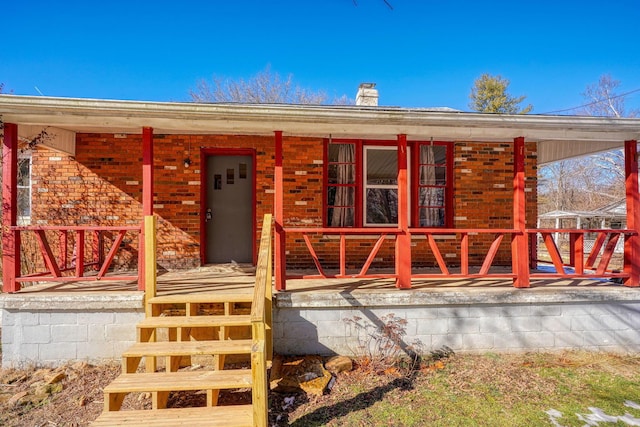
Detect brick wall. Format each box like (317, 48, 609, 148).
(30, 134, 537, 271)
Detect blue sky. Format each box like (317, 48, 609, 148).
(2, 0, 639, 114)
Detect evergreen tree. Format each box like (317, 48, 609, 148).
(469, 73, 533, 114)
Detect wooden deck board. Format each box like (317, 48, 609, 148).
(148, 293, 253, 305)
(122, 340, 252, 358)
(137, 315, 252, 329)
(92, 405, 253, 427)
(104, 369, 252, 393)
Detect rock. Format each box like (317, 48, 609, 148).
(270, 355, 332, 396)
(32, 368, 52, 381)
(8, 391, 29, 406)
(1, 371, 28, 385)
(24, 393, 50, 407)
(325, 356, 353, 374)
(71, 361, 89, 371)
(34, 381, 64, 396)
(30, 380, 45, 389)
(77, 395, 88, 407)
(45, 372, 66, 385)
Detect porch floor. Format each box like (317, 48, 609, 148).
(7, 264, 624, 296)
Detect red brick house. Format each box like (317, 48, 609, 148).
(1, 91, 639, 292)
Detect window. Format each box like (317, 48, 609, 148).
(325, 139, 452, 228)
(363, 146, 408, 226)
(17, 151, 31, 225)
(416, 144, 447, 227)
(326, 142, 356, 227)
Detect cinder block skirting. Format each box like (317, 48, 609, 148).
(273, 287, 640, 355)
(2, 287, 639, 367)
(1, 292, 144, 368)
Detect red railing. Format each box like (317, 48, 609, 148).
(528, 229, 634, 280)
(281, 227, 521, 281)
(283, 227, 401, 279)
(278, 226, 637, 288)
(409, 228, 520, 279)
(12, 224, 143, 285)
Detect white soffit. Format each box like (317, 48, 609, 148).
(18, 125, 76, 156)
(538, 140, 624, 165)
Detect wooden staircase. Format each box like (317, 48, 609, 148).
(93, 215, 273, 427)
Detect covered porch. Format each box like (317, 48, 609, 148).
(0, 95, 639, 294)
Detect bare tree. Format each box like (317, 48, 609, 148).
(539, 156, 624, 215)
(352, 0, 394, 9)
(580, 74, 638, 118)
(190, 65, 351, 105)
(538, 74, 636, 215)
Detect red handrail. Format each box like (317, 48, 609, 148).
(11, 224, 143, 287)
(277, 226, 637, 288)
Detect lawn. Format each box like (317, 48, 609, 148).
(273, 352, 640, 426)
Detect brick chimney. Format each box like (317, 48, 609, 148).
(356, 83, 378, 106)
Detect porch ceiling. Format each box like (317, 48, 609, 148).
(1, 95, 639, 162)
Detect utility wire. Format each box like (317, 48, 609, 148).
(542, 87, 640, 115)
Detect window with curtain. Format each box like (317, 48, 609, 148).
(326, 143, 356, 226)
(324, 140, 452, 228)
(17, 151, 32, 225)
(418, 144, 447, 227)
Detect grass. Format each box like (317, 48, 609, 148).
(277, 352, 640, 426)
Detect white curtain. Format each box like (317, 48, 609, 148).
(330, 144, 355, 226)
(419, 145, 440, 227)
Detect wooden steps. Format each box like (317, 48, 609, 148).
(94, 214, 274, 426)
(92, 405, 253, 427)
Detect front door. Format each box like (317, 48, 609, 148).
(204, 154, 253, 263)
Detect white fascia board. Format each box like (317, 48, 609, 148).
(1, 95, 639, 143)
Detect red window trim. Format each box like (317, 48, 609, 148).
(324, 138, 454, 228)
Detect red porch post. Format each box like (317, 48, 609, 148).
(2, 123, 21, 292)
(274, 131, 286, 291)
(395, 134, 411, 289)
(623, 139, 639, 287)
(512, 136, 530, 288)
(140, 126, 154, 291)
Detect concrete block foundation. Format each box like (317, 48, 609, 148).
(1, 286, 639, 367)
(1, 292, 144, 367)
(273, 287, 640, 356)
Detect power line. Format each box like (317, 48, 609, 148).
(541, 87, 640, 115)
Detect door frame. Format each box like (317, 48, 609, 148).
(200, 147, 257, 265)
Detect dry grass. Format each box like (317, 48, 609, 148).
(1, 351, 639, 426)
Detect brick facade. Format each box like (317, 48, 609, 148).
(29, 133, 536, 271)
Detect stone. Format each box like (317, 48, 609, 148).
(8, 391, 29, 406)
(45, 372, 66, 385)
(0, 371, 27, 385)
(270, 355, 333, 396)
(77, 395, 88, 407)
(324, 356, 353, 374)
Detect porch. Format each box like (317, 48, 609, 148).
(1, 96, 640, 295)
